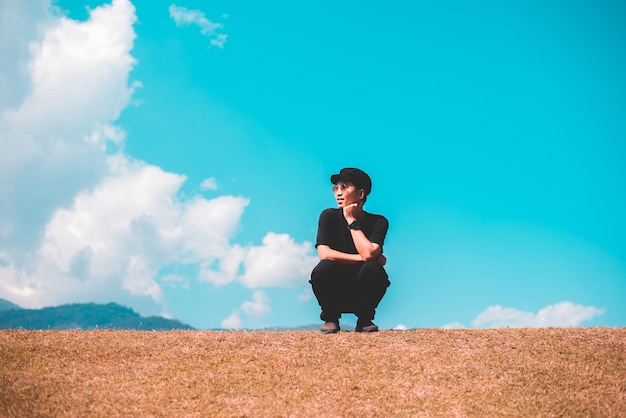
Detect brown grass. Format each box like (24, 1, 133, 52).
(1, 328, 625, 417)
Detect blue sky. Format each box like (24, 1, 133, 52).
(1, 0, 624, 329)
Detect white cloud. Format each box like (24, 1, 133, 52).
(162, 274, 188, 289)
(168, 4, 227, 48)
(0, 0, 139, 263)
(0, 0, 52, 110)
(241, 290, 271, 317)
(199, 232, 318, 289)
(200, 177, 218, 191)
(471, 301, 605, 328)
(210, 34, 228, 49)
(199, 244, 247, 286)
(221, 290, 271, 329)
(394, 324, 408, 331)
(221, 312, 242, 329)
(0, 0, 317, 321)
(4, 0, 138, 143)
(239, 233, 318, 288)
(1, 154, 252, 310)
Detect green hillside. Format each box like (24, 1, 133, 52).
(0, 300, 194, 330)
(0, 298, 23, 312)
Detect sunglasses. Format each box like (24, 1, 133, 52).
(332, 183, 353, 193)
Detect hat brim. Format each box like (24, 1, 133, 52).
(330, 173, 349, 184)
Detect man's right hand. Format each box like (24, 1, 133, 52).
(342, 202, 363, 224)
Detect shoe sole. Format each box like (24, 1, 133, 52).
(355, 327, 379, 333)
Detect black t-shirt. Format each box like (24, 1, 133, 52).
(315, 208, 388, 254)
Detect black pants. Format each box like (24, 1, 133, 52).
(309, 260, 390, 322)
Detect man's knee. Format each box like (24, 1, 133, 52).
(310, 259, 341, 284)
(358, 260, 390, 287)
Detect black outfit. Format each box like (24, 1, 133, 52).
(309, 208, 390, 322)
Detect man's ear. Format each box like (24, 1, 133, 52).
(358, 189, 365, 201)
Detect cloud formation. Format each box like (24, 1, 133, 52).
(0, 0, 51, 110)
(198, 232, 318, 289)
(240, 233, 318, 288)
(0, 0, 316, 324)
(471, 301, 605, 328)
(200, 177, 218, 191)
(168, 4, 227, 48)
(221, 290, 272, 329)
(442, 301, 606, 329)
(1, 0, 138, 251)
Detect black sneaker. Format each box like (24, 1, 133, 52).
(355, 319, 379, 333)
(320, 321, 340, 334)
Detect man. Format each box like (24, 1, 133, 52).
(310, 167, 390, 333)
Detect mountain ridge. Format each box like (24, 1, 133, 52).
(0, 298, 353, 331)
(0, 298, 194, 330)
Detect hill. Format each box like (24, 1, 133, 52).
(1, 328, 624, 416)
(0, 298, 22, 311)
(0, 300, 194, 330)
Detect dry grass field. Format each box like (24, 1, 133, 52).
(1, 328, 625, 417)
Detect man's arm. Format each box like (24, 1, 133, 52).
(318, 244, 386, 265)
(343, 202, 383, 262)
(348, 229, 382, 261)
(317, 245, 363, 264)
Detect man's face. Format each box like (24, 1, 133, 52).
(332, 181, 363, 208)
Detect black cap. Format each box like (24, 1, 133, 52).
(330, 168, 372, 195)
